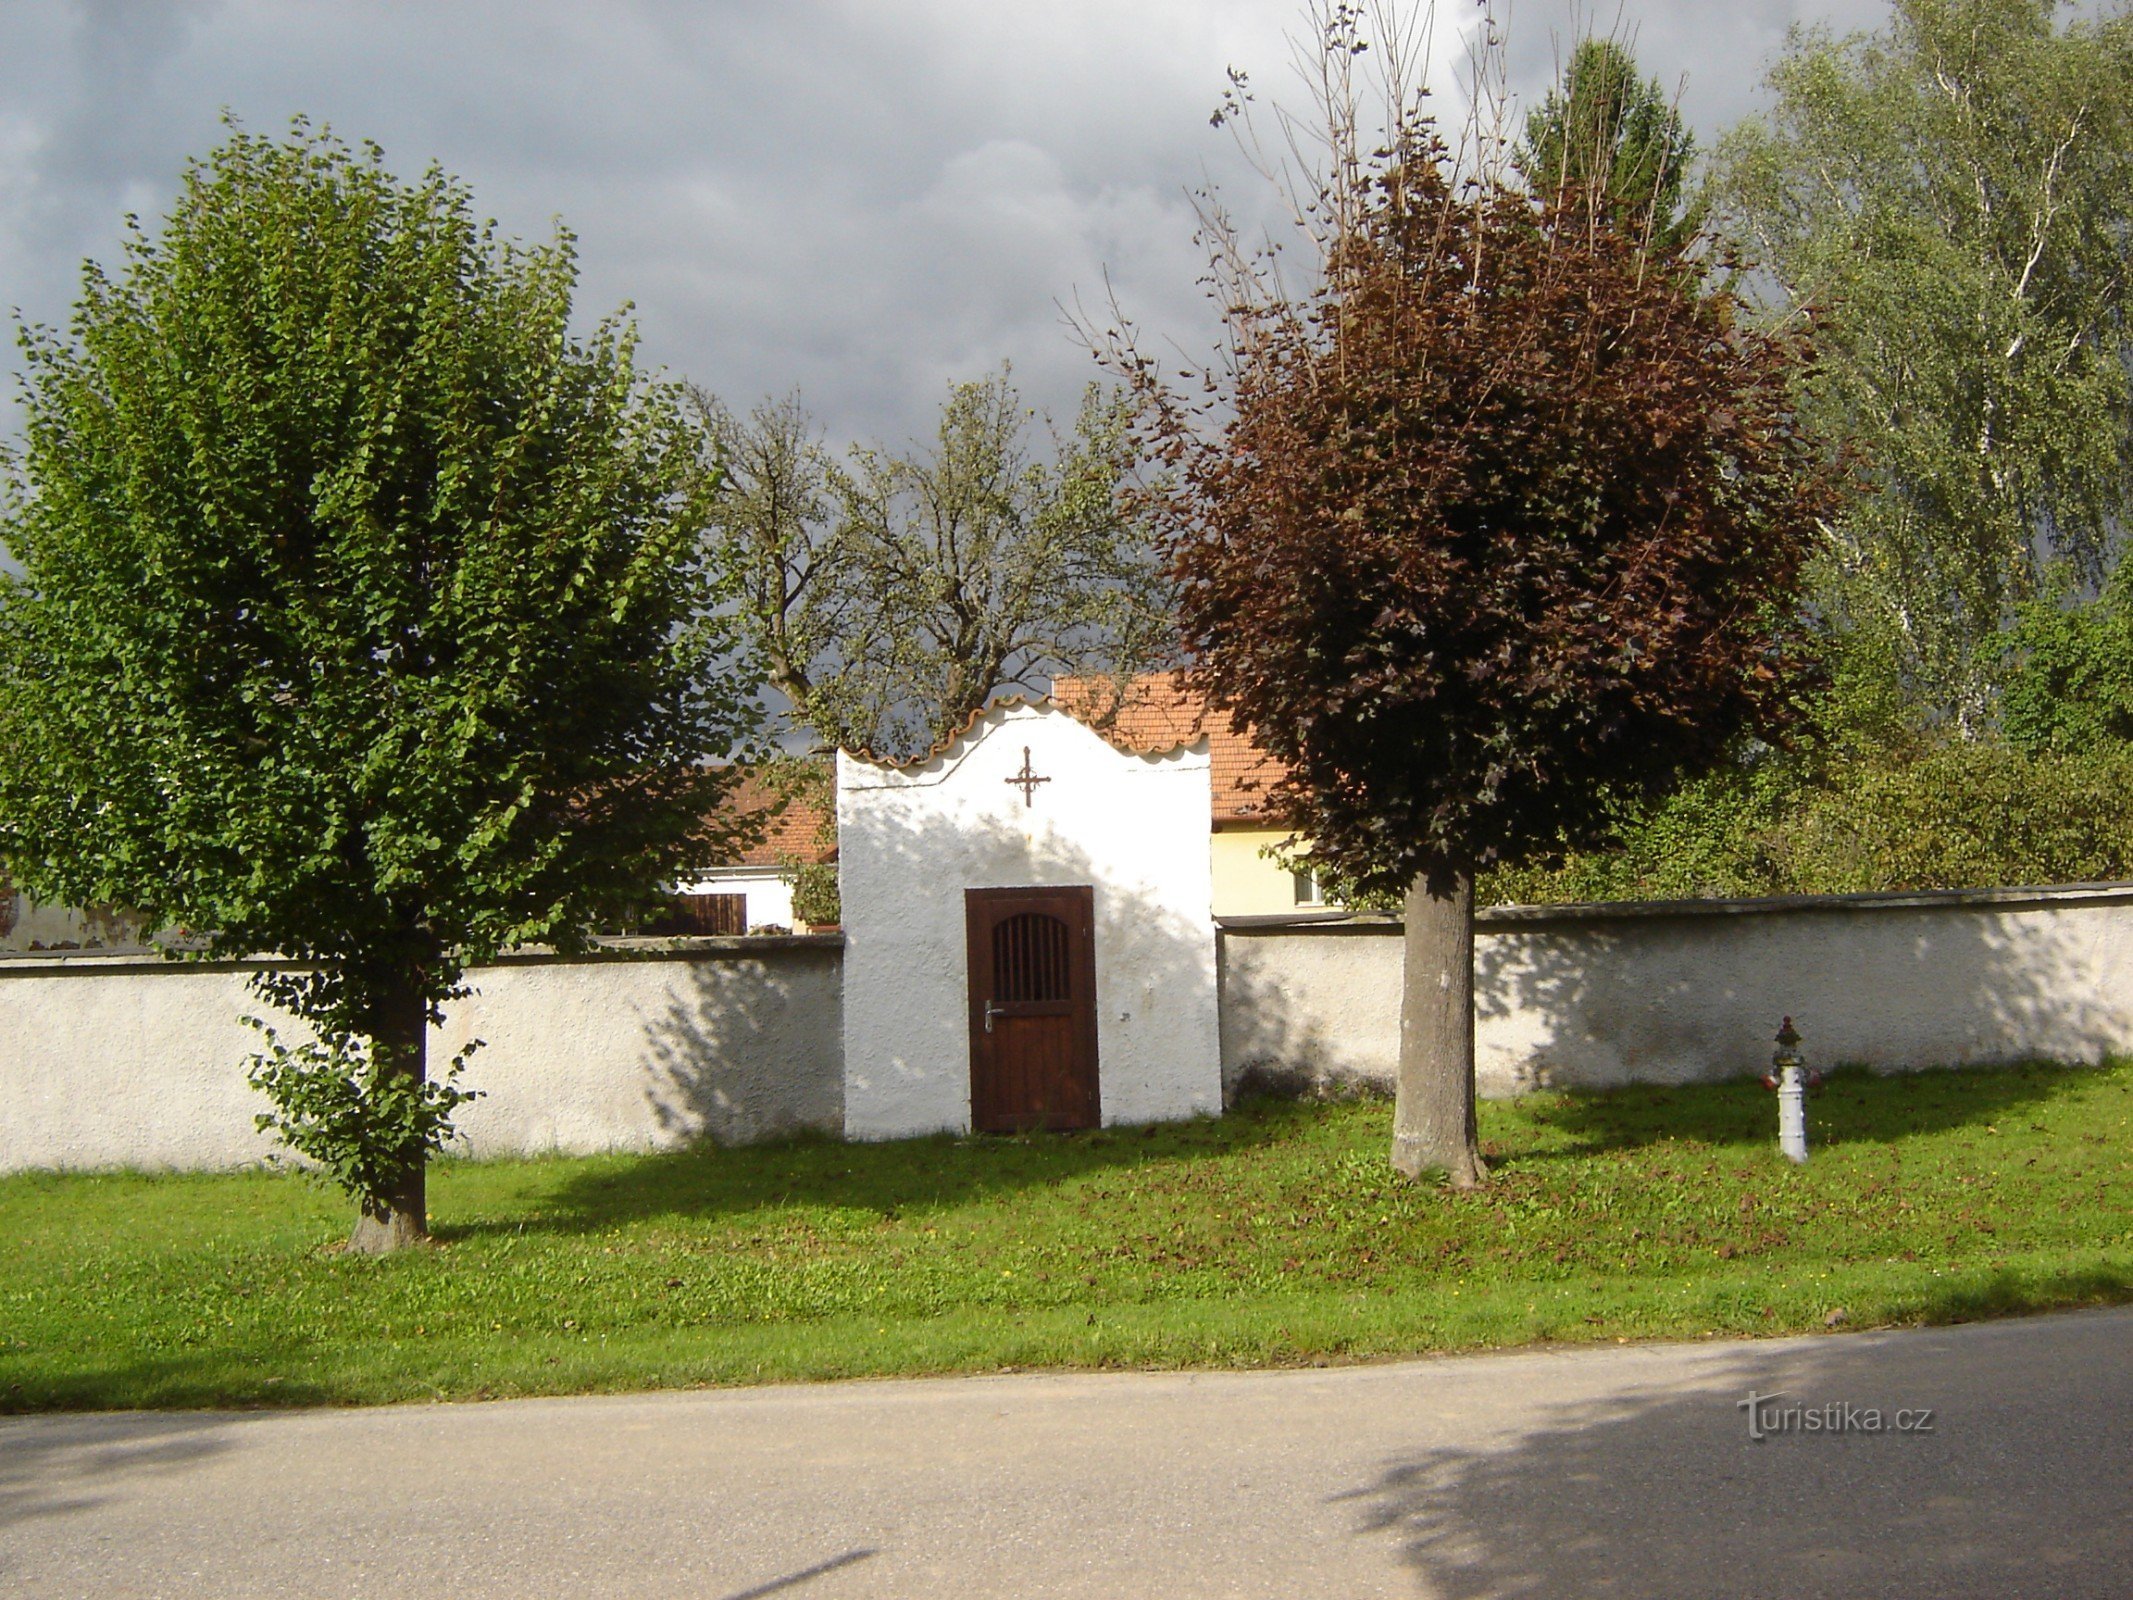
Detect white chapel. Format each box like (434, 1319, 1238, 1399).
(836, 698, 1223, 1140)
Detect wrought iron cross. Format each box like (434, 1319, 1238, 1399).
(1005, 746, 1050, 807)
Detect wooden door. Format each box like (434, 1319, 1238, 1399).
(966, 885, 1099, 1133)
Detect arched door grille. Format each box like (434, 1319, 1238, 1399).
(993, 913, 1070, 1003)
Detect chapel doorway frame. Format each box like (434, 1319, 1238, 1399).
(964, 885, 1101, 1132)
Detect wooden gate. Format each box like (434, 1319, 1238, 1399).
(965, 885, 1099, 1132)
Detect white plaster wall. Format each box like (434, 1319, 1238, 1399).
(1219, 886, 2133, 1098)
(0, 960, 286, 1170)
(24, 883, 2129, 1173)
(0, 942, 842, 1173)
(1221, 926, 1403, 1096)
(442, 944, 842, 1153)
(839, 704, 1221, 1139)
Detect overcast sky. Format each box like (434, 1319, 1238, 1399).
(0, 0, 1891, 454)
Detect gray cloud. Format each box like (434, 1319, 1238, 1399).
(0, 0, 1892, 452)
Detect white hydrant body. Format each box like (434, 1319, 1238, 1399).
(1773, 1017, 1808, 1164)
(1777, 1064, 1809, 1163)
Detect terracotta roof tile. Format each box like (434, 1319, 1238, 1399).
(1052, 672, 1290, 827)
(710, 767, 836, 867)
(843, 691, 1206, 770)
(828, 676, 1290, 830)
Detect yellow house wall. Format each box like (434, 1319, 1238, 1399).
(1211, 828, 1322, 917)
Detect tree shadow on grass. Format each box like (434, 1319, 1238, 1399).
(437, 1098, 1314, 1240)
(1339, 1307, 2133, 1598)
(2, 1351, 343, 1418)
(1501, 1061, 2104, 1161)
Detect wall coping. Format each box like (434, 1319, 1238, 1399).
(0, 932, 844, 977)
(1218, 879, 2133, 934)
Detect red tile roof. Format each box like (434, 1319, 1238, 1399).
(710, 767, 836, 867)
(726, 679, 1291, 866)
(1052, 672, 1291, 828)
(841, 691, 1209, 771)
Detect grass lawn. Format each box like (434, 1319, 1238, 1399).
(4, 1061, 2130, 1412)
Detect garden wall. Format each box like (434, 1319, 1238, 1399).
(1218, 883, 2133, 1100)
(0, 937, 843, 1173)
(12, 884, 2133, 1173)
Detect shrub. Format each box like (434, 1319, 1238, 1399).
(1487, 740, 2133, 904)
(784, 856, 840, 928)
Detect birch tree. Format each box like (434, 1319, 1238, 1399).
(1712, 0, 2133, 726)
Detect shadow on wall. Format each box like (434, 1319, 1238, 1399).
(1222, 892, 2133, 1102)
(837, 780, 1224, 1133)
(637, 946, 844, 1147)
(1474, 896, 2133, 1092)
(1219, 925, 1400, 1104)
(1338, 1308, 2133, 1598)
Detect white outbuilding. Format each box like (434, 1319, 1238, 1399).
(836, 698, 1222, 1140)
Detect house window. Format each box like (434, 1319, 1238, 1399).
(1291, 868, 1323, 907)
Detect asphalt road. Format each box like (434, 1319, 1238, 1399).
(4, 1306, 2129, 1599)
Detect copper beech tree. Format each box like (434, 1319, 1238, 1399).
(1112, 13, 1834, 1184)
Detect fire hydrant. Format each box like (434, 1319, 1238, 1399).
(1770, 1016, 1809, 1164)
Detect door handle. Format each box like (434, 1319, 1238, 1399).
(984, 1001, 1005, 1034)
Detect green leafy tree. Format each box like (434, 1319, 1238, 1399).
(1514, 36, 1701, 249)
(1487, 736, 2133, 902)
(1117, 5, 1831, 1184)
(704, 370, 1174, 758)
(2000, 582, 2133, 751)
(1713, 0, 2133, 728)
(0, 123, 757, 1251)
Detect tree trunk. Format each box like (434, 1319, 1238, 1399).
(347, 970, 430, 1254)
(1390, 862, 1487, 1188)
